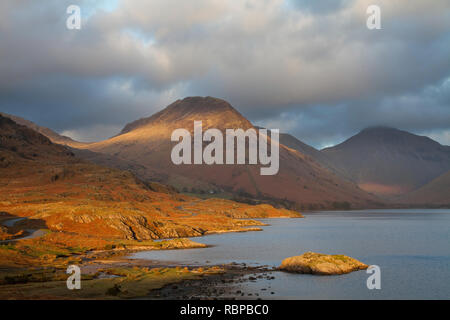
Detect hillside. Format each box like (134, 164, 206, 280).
(396, 170, 450, 207)
(0, 112, 87, 148)
(0, 114, 301, 244)
(322, 127, 450, 197)
(277, 132, 349, 178)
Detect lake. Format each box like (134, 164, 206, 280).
(131, 209, 450, 299)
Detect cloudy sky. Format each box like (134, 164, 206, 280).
(0, 0, 449, 148)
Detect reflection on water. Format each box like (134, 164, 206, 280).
(132, 209, 450, 299)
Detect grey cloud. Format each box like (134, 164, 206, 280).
(288, 0, 355, 14)
(0, 0, 449, 146)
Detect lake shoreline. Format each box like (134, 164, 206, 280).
(0, 215, 294, 299)
(1, 209, 449, 299)
(130, 209, 450, 299)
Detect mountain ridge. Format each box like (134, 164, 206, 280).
(3, 99, 449, 208)
(0, 112, 87, 148)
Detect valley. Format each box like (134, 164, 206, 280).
(1, 97, 449, 299)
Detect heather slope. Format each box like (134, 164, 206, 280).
(0, 114, 301, 244)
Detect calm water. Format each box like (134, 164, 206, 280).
(132, 209, 450, 299)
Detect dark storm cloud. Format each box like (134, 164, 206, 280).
(0, 0, 449, 145)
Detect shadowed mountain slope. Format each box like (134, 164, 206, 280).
(396, 170, 450, 206)
(322, 127, 450, 197)
(277, 132, 349, 179)
(0, 112, 87, 148)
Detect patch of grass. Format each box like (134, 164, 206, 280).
(0, 244, 16, 251)
(0, 266, 223, 299)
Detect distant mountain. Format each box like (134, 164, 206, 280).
(322, 127, 450, 197)
(396, 170, 450, 206)
(76, 96, 379, 210)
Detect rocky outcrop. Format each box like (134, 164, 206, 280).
(279, 252, 368, 275)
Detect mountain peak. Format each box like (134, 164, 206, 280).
(325, 125, 446, 152)
(172, 96, 234, 110)
(322, 125, 450, 196)
(120, 96, 252, 135)
(161, 96, 239, 118)
(360, 126, 398, 133)
(353, 126, 445, 148)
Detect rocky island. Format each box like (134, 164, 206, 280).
(279, 252, 368, 275)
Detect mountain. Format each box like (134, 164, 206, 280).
(76, 97, 380, 210)
(120, 96, 253, 135)
(322, 127, 450, 196)
(396, 170, 450, 206)
(0, 114, 301, 242)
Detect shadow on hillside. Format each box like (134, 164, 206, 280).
(0, 212, 47, 242)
